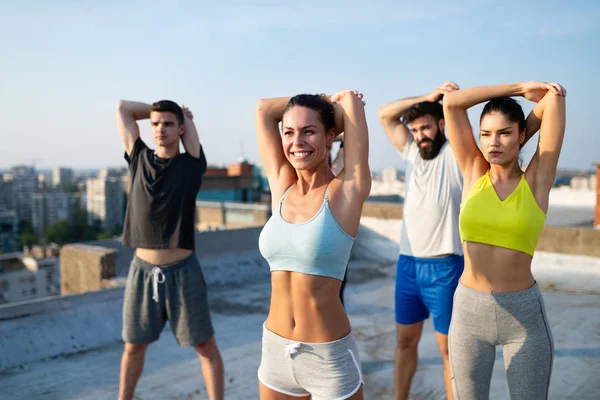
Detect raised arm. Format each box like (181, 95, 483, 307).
(255, 97, 296, 197)
(523, 83, 567, 201)
(179, 105, 201, 158)
(521, 82, 567, 149)
(330, 90, 371, 199)
(378, 82, 459, 151)
(116, 100, 150, 155)
(330, 146, 344, 176)
(443, 83, 530, 181)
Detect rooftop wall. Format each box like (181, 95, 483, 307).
(360, 202, 600, 258)
(595, 163, 600, 226)
(1, 204, 599, 374)
(0, 226, 270, 373)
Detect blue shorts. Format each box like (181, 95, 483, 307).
(395, 254, 464, 335)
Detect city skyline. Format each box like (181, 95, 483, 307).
(1, 1, 599, 171)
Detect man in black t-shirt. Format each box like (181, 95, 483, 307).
(116, 99, 224, 400)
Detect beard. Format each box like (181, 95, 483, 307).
(417, 128, 447, 160)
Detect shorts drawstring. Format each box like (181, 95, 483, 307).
(151, 267, 166, 302)
(284, 342, 301, 358)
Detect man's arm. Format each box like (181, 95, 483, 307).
(116, 100, 151, 155)
(378, 82, 459, 152)
(330, 145, 344, 176)
(180, 105, 201, 158)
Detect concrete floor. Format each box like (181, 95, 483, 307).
(1, 258, 599, 400)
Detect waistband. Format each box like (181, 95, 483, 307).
(131, 253, 197, 274)
(399, 254, 463, 264)
(456, 281, 541, 303)
(131, 253, 198, 303)
(262, 323, 356, 358)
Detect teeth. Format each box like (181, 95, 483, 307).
(293, 152, 310, 158)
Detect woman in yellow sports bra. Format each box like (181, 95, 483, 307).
(442, 81, 566, 400)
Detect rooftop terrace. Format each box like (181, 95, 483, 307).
(1, 204, 599, 399)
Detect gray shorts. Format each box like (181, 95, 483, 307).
(258, 323, 364, 399)
(122, 254, 215, 347)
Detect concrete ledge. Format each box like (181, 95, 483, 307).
(352, 219, 600, 294)
(362, 201, 403, 219)
(0, 229, 271, 373)
(532, 252, 600, 294)
(0, 251, 270, 374)
(537, 226, 600, 258)
(361, 203, 600, 258)
(0, 287, 124, 373)
(1, 219, 597, 376)
(60, 244, 117, 295)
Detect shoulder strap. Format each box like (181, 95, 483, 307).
(324, 184, 331, 201)
(279, 182, 296, 206)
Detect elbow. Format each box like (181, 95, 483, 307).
(377, 107, 389, 123)
(442, 91, 460, 110)
(116, 99, 131, 113)
(546, 90, 566, 105)
(256, 98, 270, 115)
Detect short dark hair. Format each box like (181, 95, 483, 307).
(151, 100, 184, 125)
(480, 97, 526, 132)
(284, 94, 335, 131)
(402, 101, 444, 125)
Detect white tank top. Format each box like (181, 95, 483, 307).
(399, 139, 463, 257)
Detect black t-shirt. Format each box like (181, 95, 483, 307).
(122, 137, 207, 250)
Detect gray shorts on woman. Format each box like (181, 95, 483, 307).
(258, 323, 364, 400)
(122, 254, 215, 347)
(449, 282, 554, 400)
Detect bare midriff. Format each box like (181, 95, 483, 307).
(265, 271, 350, 343)
(461, 241, 535, 293)
(135, 248, 193, 265)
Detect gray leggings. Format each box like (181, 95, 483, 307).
(448, 283, 554, 400)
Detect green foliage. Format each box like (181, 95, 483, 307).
(44, 219, 71, 244)
(19, 220, 39, 248)
(61, 183, 80, 193)
(42, 196, 123, 244)
(96, 231, 113, 240)
(20, 233, 39, 248)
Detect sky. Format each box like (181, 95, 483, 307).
(1, 0, 599, 172)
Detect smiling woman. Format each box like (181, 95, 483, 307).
(255, 91, 370, 400)
(281, 94, 336, 172)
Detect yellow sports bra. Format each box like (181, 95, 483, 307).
(459, 171, 546, 256)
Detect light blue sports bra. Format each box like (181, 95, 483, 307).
(258, 182, 354, 281)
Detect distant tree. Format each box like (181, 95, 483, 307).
(19, 220, 34, 233)
(20, 232, 39, 248)
(19, 221, 38, 248)
(62, 183, 80, 193)
(69, 195, 102, 241)
(97, 231, 113, 240)
(44, 219, 71, 245)
(109, 223, 123, 237)
(42, 196, 106, 244)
